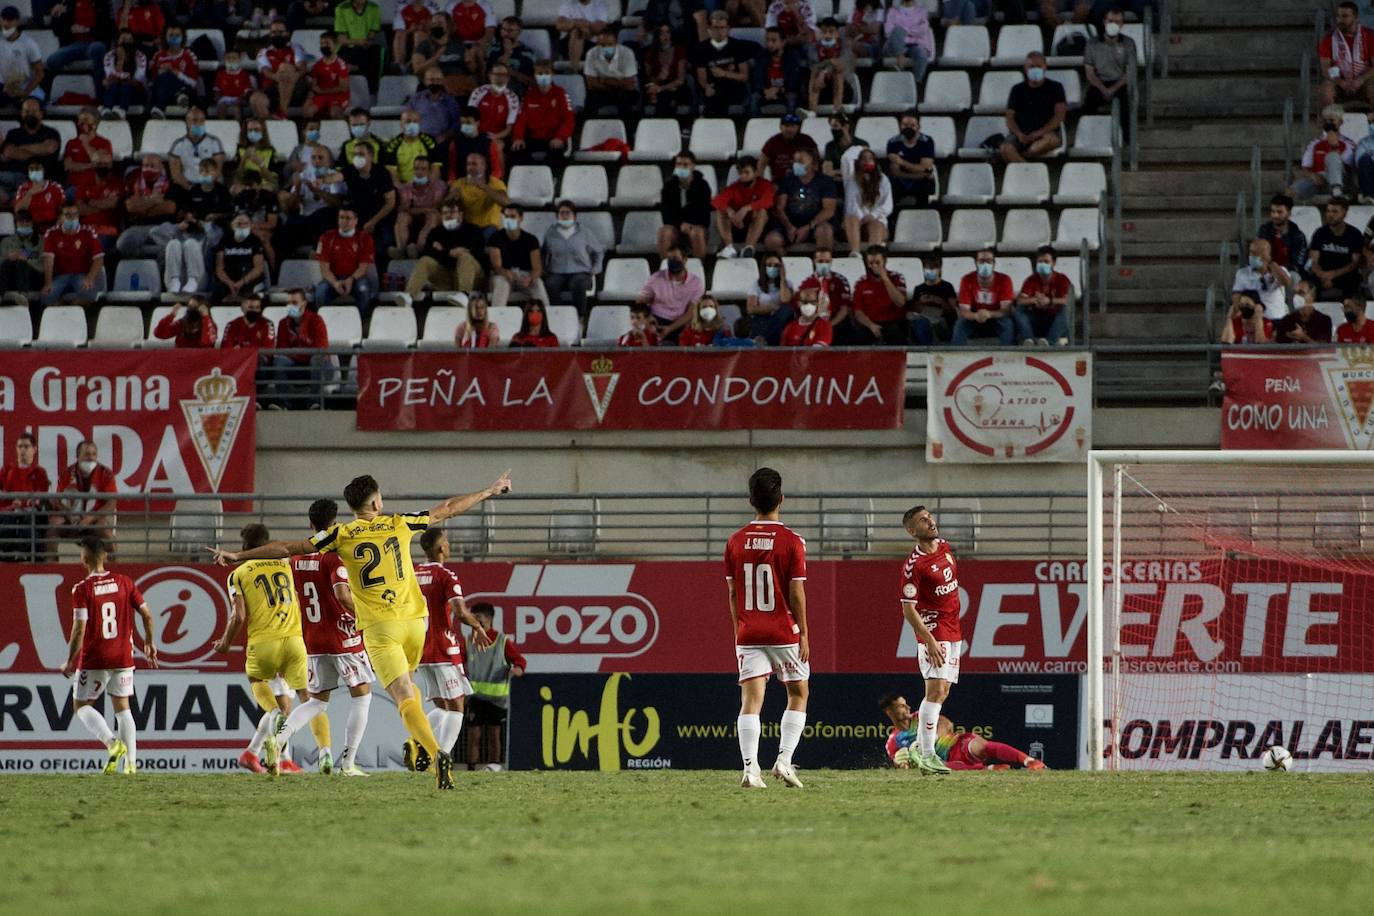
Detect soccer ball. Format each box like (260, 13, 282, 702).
(1261, 746, 1293, 772)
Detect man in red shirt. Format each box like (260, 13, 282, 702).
(213, 49, 258, 119)
(41, 203, 105, 304)
(53, 440, 118, 546)
(713, 155, 775, 259)
(723, 467, 809, 789)
(780, 286, 832, 347)
(761, 113, 820, 183)
(148, 23, 201, 117)
(250, 19, 306, 120)
(848, 244, 908, 344)
(153, 295, 218, 347)
(14, 162, 65, 231)
(1013, 244, 1072, 344)
(75, 151, 124, 249)
(899, 504, 961, 775)
(271, 288, 332, 409)
(468, 62, 520, 143)
(510, 61, 574, 164)
(450, 0, 496, 47)
(303, 31, 353, 119)
(0, 431, 51, 561)
(61, 536, 159, 775)
(1337, 296, 1374, 342)
(952, 247, 1015, 345)
(120, 0, 166, 50)
(315, 206, 378, 315)
(1319, 1, 1374, 109)
(797, 246, 852, 333)
(221, 292, 277, 351)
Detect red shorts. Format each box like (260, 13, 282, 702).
(946, 732, 980, 768)
(312, 90, 350, 111)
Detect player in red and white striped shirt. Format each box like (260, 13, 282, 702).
(723, 468, 809, 789)
(60, 537, 158, 775)
(898, 505, 961, 775)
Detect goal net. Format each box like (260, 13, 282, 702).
(1088, 451, 1374, 772)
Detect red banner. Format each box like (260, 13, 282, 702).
(355, 350, 906, 431)
(1221, 349, 1374, 449)
(2, 559, 1368, 677)
(0, 350, 257, 509)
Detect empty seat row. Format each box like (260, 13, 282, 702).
(939, 22, 1151, 69)
(891, 207, 1102, 254)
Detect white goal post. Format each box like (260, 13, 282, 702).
(1087, 449, 1374, 772)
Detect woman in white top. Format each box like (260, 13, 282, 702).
(746, 254, 796, 345)
(843, 146, 893, 253)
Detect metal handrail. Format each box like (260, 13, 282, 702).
(1301, 49, 1312, 132)
(1137, 5, 1150, 137)
(1157, 0, 1170, 79)
(1250, 143, 1263, 228)
(1204, 285, 1217, 344)
(1218, 239, 1235, 290)
(1096, 197, 1108, 311)
(1234, 191, 1247, 255)
(1079, 237, 1092, 346)
(1283, 96, 1295, 187)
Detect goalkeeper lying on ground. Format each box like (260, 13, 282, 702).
(879, 693, 1047, 771)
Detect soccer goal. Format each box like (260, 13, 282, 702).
(1087, 450, 1374, 772)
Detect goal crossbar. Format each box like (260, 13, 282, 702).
(1085, 449, 1374, 771)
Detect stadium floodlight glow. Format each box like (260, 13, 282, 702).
(1087, 449, 1374, 772)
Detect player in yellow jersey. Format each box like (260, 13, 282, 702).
(211, 469, 512, 790)
(212, 523, 311, 776)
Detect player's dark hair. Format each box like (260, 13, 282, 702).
(748, 467, 783, 514)
(241, 523, 271, 550)
(878, 692, 901, 711)
(471, 601, 495, 619)
(78, 535, 108, 557)
(420, 527, 447, 558)
(16, 430, 36, 447)
(902, 505, 927, 526)
(343, 475, 379, 510)
(308, 498, 338, 532)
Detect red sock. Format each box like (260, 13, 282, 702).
(980, 741, 1029, 766)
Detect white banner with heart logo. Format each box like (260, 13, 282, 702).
(926, 351, 1092, 463)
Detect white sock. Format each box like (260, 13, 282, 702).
(737, 714, 761, 770)
(277, 697, 329, 746)
(777, 709, 807, 767)
(340, 693, 371, 769)
(75, 706, 115, 748)
(918, 700, 941, 757)
(436, 710, 464, 755)
(116, 709, 137, 769)
(248, 711, 272, 754)
(427, 707, 444, 734)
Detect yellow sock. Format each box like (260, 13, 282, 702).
(398, 696, 439, 758)
(250, 681, 277, 713)
(309, 713, 332, 751)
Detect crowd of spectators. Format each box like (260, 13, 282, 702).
(0, 0, 1151, 360)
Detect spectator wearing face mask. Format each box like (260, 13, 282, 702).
(41, 203, 105, 305)
(999, 52, 1067, 164)
(747, 255, 796, 344)
(75, 150, 123, 252)
(1274, 281, 1333, 344)
(1013, 245, 1072, 345)
(162, 160, 231, 294)
(407, 199, 489, 297)
(0, 212, 43, 301)
(508, 300, 560, 348)
(781, 287, 833, 347)
(167, 108, 225, 191)
(383, 109, 439, 185)
(340, 143, 398, 252)
(448, 106, 506, 181)
(541, 199, 603, 319)
(1291, 112, 1355, 200)
(583, 26, 640, 115)
(272, 288, 331, 409)
(765, 148, 839, 254)
(822, 112, 868, 183)
(63, 108, 115, 196)
(214, 49, 258, 121)
(640, 246, 706, 341)
(714, 155, 775, 260)
(678, 296, 731, 347)
(13, 160, 64, 233)
(847, 244, 909, 344)
(911, 255, 957, 343)
(215, 213, 268, 301)
(1221, 291, 1272, 345)
(798, 246, 853, 335)
(315, 205, 379, 316)
(1081, 8, 1137, 143)
(952, 248, 1015, 346)
(99, 29, 147, 121)
(251, 19, 307, 121)
(1337, 295, 1374, 342)
(52, 439, 117, 546)
(390, 155, 445, 259)
(487, 205, 551, 311)
(469, 62, 521, 144)
(886, 110, 935, 205)
(303, 29, 353, 119)
(658, 152, 712, 260)
(1231, 238, 1290, 320)
(843, 147, 892, 253)
(0, 98, 61, 199)
(619, 302, 661, 347)
(148, 24, 200, 118)
(222, 292, 276, 350)
(762, 114, 820, 186)
(408, 67, 464, 147)
(0, 7, 45, 110)
(237, 118, 281, 193)
(511, 61, 576, 165)
(807, 17, 851, 113)
(154, 295, 217, 347)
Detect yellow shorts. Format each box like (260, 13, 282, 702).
(363, 617, 427, 688)
(245, 635, 308, 690)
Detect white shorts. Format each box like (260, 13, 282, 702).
(307, 652, 375, 694)
(918, 640, 961, 684)
(269, 675, 290, 696)
(415, 663, 473, 701)
(736, 645, 809, 684)
(73, 668, 134, 702)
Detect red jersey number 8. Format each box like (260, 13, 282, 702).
(741, 563, 776, 613)
(100, 601, 118, 639)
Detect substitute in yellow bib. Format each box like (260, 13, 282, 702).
(211, 469, 513, 790)
(212, 523, 310, 775)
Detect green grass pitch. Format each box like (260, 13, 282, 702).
(2, 771, 1371, 914)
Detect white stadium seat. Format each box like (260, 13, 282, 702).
(97, 121, 134, 160)
(944, 209, 997, 252)
(1054, 162, 1106, 205)
(921, 116, 958, 159)
(139, 120, 185, 156)
(1071, 115, 1116, 158)
(319, 306, 363, 347)
(892, 210, 943, 253)
(49, 75, 97, 116)
(558, 165, 610, 207)
(941, 25, 990, 67)
(1290, 206, 1320, 242)
(599, 259, 650, 300)
(1057, 256, 1084, 295)
(855, 116, 897, 152)
(554, 74, 586, 111)
(92, 306, 146, 346)
(618, 212, 663, 254)
(580, 211, 615, 253)
(611, 165, 664, 207)
(957, 116, 1006, 158)
(419, 305, 467, 350)
(0, 306, 34, 347)
(1000, 256, 1033, 290)
(782, 256, 813, 280)
(991, 24, 1044, 66)
(576, 119, 628, 162)
(547, 305, 582, 345)
(741, 117, 779, 156)
(999, 162, 1052, 205)
(830, 256, 866, 290)
(1049, 70, 1082, 107)
(275, 259, 322, 292)
(974, 71, 1021, 114)
(363, 307, 418, 349)
(1000, 209, 1053, 253)
(508, 165, 556, 207)
(1057, 208, 1102, 252)
(36, 306, 88, 348)
(487, 305, 524, 343)
(709, 260, 760, 300)
(210, 306, 240, 344)
(1047, 24, 1092, 66)
(374, 75, 418, 117)
(868, 72, 917, 114)
(521, 0, 564, 26)
(943, 163, 996, 205)
(689, 118, 738, 161)
(585, 305, 631, 345)
(105, 259, 162, 301)
(266, 120, 299, 159)
(919, 71, 972, 114)
(144, 306, 174, 348)
(206, 120, 243, 160)
(629, 118, 682, 162)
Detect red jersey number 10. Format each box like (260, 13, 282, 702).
(741, 563, 776, 613)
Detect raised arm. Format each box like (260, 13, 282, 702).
(427, 468, 513, 522)
(210, 538, 315, 566)
(449, 596, 494, 649)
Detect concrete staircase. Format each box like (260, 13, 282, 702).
(1098, 0, 1320, 349)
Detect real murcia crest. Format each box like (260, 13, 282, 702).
(1323, 347, 1374, 448)
(582, 355, 620, 423)
(179, 368, 250, 490)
